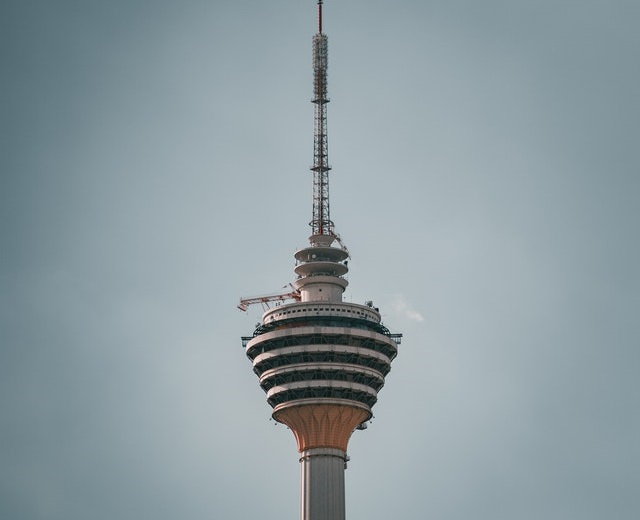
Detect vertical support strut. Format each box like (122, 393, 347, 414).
(310, 0, 334, 237)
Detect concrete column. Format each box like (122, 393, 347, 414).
(300, 448, 348, 520)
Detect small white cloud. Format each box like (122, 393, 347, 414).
(391, 294, 424, 322)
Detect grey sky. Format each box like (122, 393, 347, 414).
(1, 1, 638, 519)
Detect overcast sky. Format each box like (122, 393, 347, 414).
(1, 1, 638, 519)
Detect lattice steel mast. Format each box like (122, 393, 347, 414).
(311, 0, 333, 237)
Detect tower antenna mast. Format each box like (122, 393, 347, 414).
(311, 0, 333, 238)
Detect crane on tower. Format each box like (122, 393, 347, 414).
(237, 286, 301, 312)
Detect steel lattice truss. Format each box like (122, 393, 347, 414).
(310, 28, 333, 236)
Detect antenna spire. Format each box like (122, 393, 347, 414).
(310, 0, 333, 238)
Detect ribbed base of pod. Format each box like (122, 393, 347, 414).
(273, 402, 370, 452)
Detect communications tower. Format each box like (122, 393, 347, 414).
(239, 2, 401, 519)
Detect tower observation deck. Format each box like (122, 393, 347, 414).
(239, 3, 401, 520)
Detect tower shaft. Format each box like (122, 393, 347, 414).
(301, 448, 347, 520)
